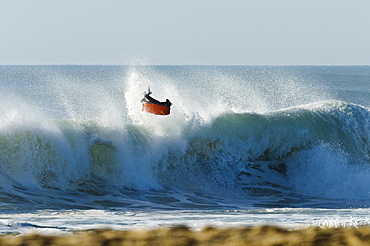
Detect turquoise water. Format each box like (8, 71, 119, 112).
(0, 66, 370, 234)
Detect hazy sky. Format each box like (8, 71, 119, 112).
(1, 0, 369, 65)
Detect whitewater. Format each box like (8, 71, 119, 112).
(0, 65, 370, 235)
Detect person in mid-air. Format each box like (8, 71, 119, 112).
(141, 88, 171, 107)
(142, 89, 160, 104)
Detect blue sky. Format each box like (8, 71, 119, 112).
(1, 0, 369, 65)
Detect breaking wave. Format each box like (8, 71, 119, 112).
(1, 99, 370, 204)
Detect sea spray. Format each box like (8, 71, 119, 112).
(0, 65, 369, 212)
(287, 144, 370, 200)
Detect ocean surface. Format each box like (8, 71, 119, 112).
(0, 65, 370, 235)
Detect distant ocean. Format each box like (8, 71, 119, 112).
(1, 65, 370, 235)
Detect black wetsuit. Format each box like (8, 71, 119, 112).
(142, 93, 171, 107)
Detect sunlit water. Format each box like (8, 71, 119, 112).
(0, 65, 370, 235)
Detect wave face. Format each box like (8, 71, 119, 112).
(0, 66, 370, 210)
(163, 100, 370, 200)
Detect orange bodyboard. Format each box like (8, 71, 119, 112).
(142, 102, 170, 115)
